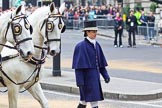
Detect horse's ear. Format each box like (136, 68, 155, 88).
(59, 2, 65, 14)
(50, 2, 55, 13)
(15, 5, 22, 15)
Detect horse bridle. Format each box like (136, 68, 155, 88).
(1, 13, 33, 51)
(39, 13, 65, 52)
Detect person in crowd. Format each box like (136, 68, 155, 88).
(158, 18, 162, 34)
(101, 5, 108, 15)
(73, 10, 80, 30)
(147, 11, 155, 40)
(114, 12, 124, 48)
(134, 7, 142, 34)
(88, 7, 95, 20)
(140, 11, 148, 39)
(126, 10, 137, 48)
(108, 5, 114, 15)
(72, 20, 110, 108)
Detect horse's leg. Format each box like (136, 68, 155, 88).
(7, 84, 19, 108)
(27, 82, 49, 108)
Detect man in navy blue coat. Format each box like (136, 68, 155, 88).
(72, 20, 110, 108)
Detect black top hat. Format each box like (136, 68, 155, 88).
(83, 20, 98, 31)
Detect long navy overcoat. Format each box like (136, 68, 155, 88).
(72, 38, 110, 102)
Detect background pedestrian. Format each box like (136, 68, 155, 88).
(126, 10, 137, 48)
(113, 12, 124, 48)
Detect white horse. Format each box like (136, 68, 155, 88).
(0, 5, 34, 57)
(0, 2, 65, 108)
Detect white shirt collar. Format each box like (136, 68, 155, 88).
(86, 37, 96, 46)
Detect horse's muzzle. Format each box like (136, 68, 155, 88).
(19, 49, 33, 58)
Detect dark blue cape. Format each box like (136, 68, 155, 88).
(72, 38, 108, 69)
(72, 38, 109, 102)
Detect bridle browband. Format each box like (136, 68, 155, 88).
(40, 13, 65, 46)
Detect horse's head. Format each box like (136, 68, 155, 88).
(39, 2, 66, 56)
(3, 5, 34, 57)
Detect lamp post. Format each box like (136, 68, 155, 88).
(52, 0, 61, 76)
(2, 0, 9, 11)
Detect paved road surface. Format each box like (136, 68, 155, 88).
(1, 90, 162, 108)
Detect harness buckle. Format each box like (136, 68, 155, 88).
(35, 77, 39, 82)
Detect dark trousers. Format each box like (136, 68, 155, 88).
(114, 30, 123, 46)
(128, 30, 136, 46)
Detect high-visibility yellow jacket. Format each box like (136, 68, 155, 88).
(134, 11, 142, 25)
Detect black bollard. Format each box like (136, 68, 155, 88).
(2, 0, 9, 11)
(52, 51, 61, 76)
(52, 0, 61, 76)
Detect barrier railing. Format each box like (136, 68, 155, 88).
(63, 16, 115, 30)
(137, 22, 162, 42)
(63, 16, 162, 44)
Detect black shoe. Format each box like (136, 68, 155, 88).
(77, 104, 86, 108)
(93, 107, 98, 108)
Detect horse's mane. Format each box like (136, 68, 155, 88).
(0, 10, 13, 34)
(0, 8, 25, 23)
(28, 6, 56, 26)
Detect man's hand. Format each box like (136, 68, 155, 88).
(105, 78, 110, 83)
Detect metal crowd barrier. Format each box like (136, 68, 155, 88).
(137, 22, 161, 42)
(63, 16, 115, 30)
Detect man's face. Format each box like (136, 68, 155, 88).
(87, 30, 97, 39)
(130, 11, 134, 16)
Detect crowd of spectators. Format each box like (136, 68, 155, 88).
(63, 4, 122, 21)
